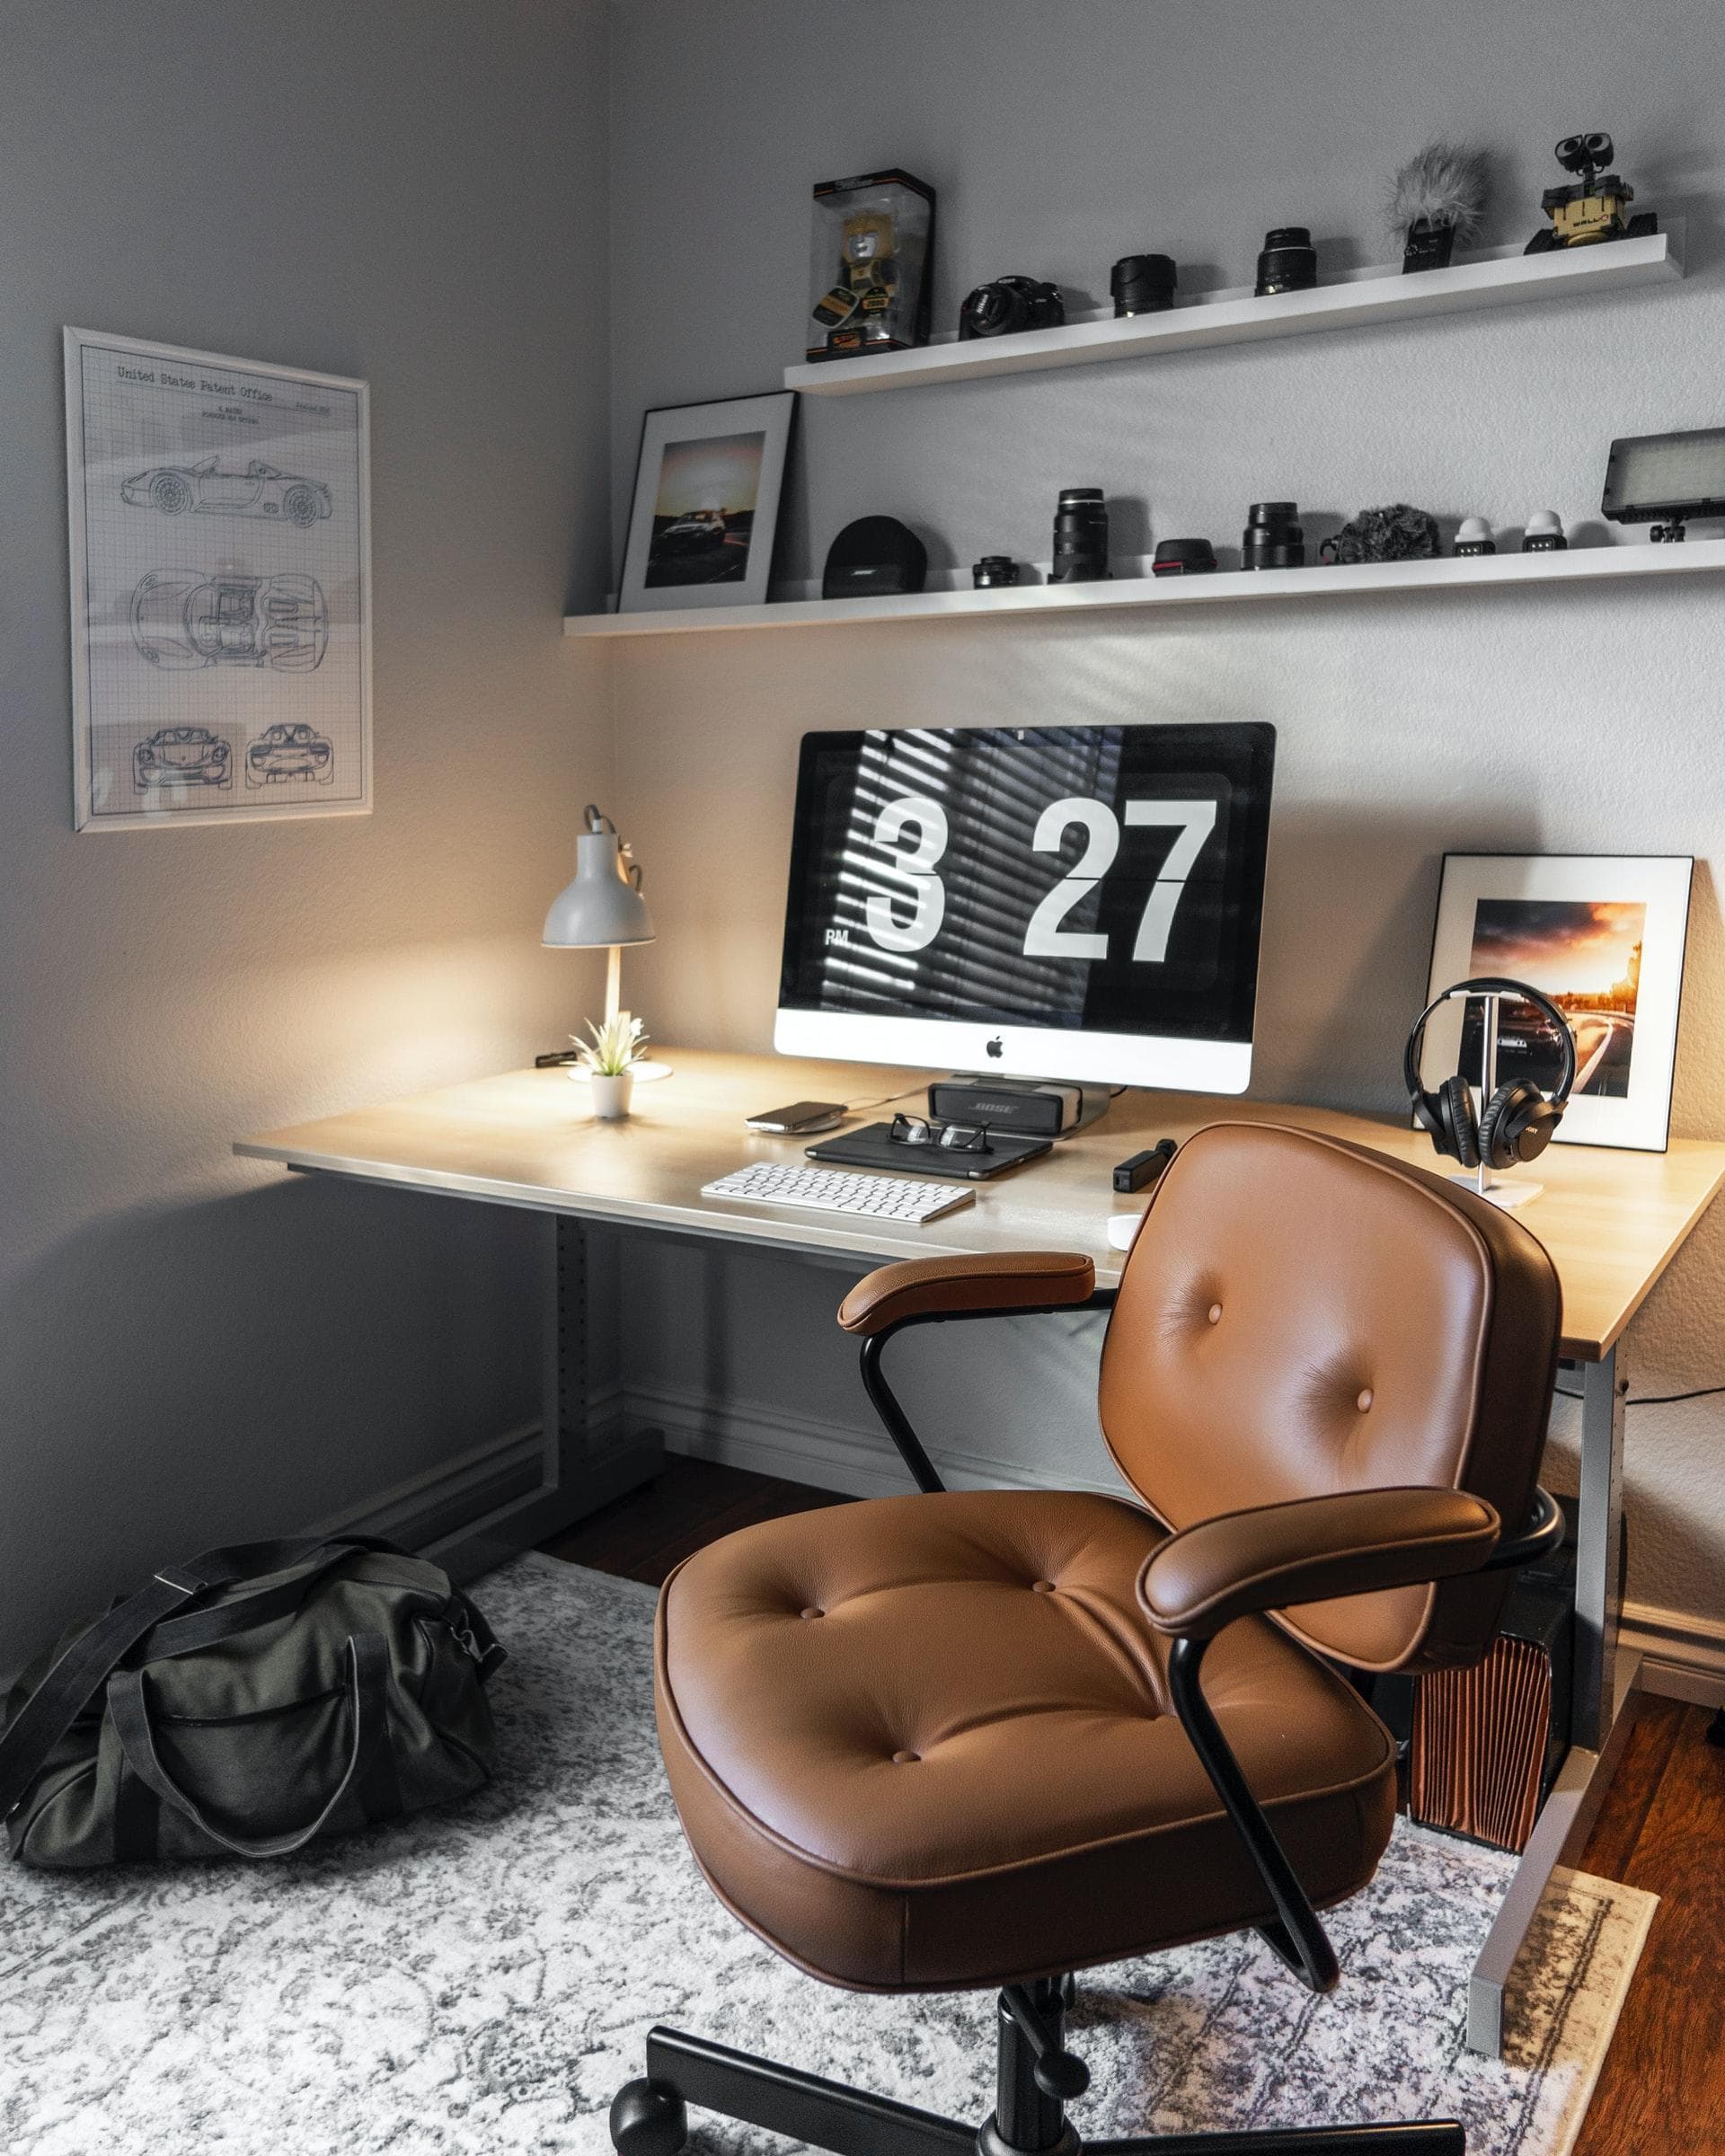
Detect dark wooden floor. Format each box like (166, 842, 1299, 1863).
(543, 1457, 1723, 2153)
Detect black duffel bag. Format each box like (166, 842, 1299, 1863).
(0, 1534, 504, 1868)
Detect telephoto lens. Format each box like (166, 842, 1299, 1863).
(1051, 489, 1109, 582)
(1110, 253, 1178, 316)
(1242, 502, 1304, 570)
(1254, 226, 1318, 297)
(972, 555, 1020, 588)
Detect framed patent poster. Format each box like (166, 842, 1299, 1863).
(64, 327, 371, 830)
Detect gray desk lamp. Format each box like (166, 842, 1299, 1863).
(542, 804, 670, 1080)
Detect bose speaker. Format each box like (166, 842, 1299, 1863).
(822, 517, 927, 601)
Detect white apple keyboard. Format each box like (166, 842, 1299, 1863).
(702, 1162, 977, 1225)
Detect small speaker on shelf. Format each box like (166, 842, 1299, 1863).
(822, 517, 928, 601)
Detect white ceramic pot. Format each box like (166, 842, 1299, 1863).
(589, 1071, 633, 1121)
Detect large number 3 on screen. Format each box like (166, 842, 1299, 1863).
(865, 794, 950, 952)
(1025, 796, 1217, 963)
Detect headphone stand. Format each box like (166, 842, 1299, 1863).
(1455, 988, 1542, 1209)
(1450, 1169, 1542, 1210)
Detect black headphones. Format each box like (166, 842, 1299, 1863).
(1404, 976, 1578, 1171)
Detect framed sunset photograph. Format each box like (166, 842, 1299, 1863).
(1424, 853, 1694, 1152)
(618, 391, 794, 612)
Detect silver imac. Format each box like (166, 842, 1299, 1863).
(774, 721, 1276, 1093)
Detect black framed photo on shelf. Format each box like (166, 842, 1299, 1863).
(618, 391, 794, 613)
(1423, 853, 1694, 1153)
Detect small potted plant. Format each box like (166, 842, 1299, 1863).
(574, 1013, 649, 1121)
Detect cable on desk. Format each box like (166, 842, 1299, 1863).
(843, 1084, 930, 1113)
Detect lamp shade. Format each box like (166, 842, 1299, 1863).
(542, 830, 656, 949)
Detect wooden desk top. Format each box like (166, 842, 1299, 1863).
(236, 1047, 1725, 1363)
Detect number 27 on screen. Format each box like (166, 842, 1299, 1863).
(864, 794, 1217, 960)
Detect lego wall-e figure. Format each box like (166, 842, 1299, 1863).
(1526, 132, 1657, 252)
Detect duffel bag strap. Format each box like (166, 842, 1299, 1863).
(107, 1631, 393, 1860)
(140, 1538, 417, 1664)
(0, 1562, 208, 1820)
(0, 1534, 402, 1824)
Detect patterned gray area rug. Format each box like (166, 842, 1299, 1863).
(0, 1552, 1654, 2156)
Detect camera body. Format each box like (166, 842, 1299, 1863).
(958, 277, 1066, 340)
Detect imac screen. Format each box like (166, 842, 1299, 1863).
(778, 722, 1275, 1046)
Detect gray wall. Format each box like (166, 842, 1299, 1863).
(605, 0, 1725, 1633)
(0, 0, 615, 1674)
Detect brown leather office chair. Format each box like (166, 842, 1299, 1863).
(612, 1124, 1564, 2156)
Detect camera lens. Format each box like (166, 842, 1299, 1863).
(972, 555, 1020, 588)
(1052, 489, 1109, 583)
(1254, 226, 1317, 297)
(1152, 537, 1218, 577)
(1242, 502, 1304, 570)
(1110, 253, 1178, 317)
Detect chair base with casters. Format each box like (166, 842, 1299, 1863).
(612, 1981, 1468, 2153)
(609, 1127, 1567, 2156)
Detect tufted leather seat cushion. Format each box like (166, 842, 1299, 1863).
(656, 1489, 1397, 1993)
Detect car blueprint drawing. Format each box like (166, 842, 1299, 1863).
(133, 727, 233, 790)
(246, 721, 335, 786)
(130, 570, 329, 671)
(121, 458, 332, 527)
(67, 327, 370, 828)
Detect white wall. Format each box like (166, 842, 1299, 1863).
(0, 0, 616, 1674)
(603, 0, 1725, 1640)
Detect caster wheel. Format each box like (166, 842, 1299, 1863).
(609, 2077, 688, 2156)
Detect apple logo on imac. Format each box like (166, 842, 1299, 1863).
(986, 1037, 1004, 1059)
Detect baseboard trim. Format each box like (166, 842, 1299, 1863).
(307, 1421, 547, 1551)
(1619, 1599, 1725, 1707)
(624, 1379, 1127, 1502)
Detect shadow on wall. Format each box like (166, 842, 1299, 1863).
(0, 1173, 542, 1674)
(1259, 791, 1549, 1118)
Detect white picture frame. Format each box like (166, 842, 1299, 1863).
(1423, 853, 1694, 1153)
(65, 326, 372, 831)
(618, 392, 794, 612)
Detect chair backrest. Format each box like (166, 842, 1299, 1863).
(1098, 1122, 1561, 1673)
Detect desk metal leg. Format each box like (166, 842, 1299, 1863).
(1572, 1351, 1628, 1754)
(1464, 1345, 1636, 2057)
(422, 1215, 663, 1581)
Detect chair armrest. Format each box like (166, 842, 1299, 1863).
(1137, 1486, 1503, 1640)
(836, 1251, 1096, 1337)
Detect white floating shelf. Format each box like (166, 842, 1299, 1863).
(564, 536, 1725, 639)
(783, 229, 1682, 397)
